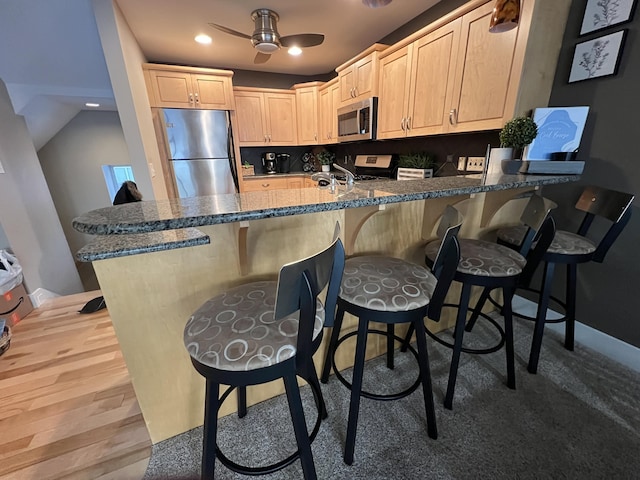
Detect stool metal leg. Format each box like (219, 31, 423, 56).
(464, 287, 491, 333)
(413, 317, 438, 439)
(444, 282, 472, 410)
(565, 263, 576, 351)
(321, 305, 345, 383)
(387, 324, 395, 370)
(202, 379, 220, 480)
(502, 286, 516, 389)
(237, 386, 247, 418)
(528, 261, 555, 374)
(344, 317, 369, 465)
(283, 371, 317, 480)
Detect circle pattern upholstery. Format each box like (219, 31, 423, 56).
(339, 256, 436, 312)
(425, 238, 525, 278)
(184, 281, 324, 372)
(497, 226, 597, 256)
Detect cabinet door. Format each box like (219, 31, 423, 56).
(377, 45, 412, 140)
(287, 177, 305, 189)
(148, 70, 195, 108)
(234, 91, 268, 145)
(295, 86, 319, 145)
(319, 82, 340, 144)
(448, 2, 519, 132)
(264, 92, 298, 145)
(407, 19, 461, 137)
(353, 53, 378, 100)
(191, 74, 234, 110)
(338, 67, 356, 104)
(319, 86, 332, 143)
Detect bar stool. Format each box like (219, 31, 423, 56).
(408, 193, 556, 410)
(496, 186, 635, 373)
(183, 225, 345, 480)
(320, 205, 462, 465)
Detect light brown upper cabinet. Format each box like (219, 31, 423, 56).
(377, 0, 571, 138)
(319, 78, 340, 144)
(378, 20, 461, 139)
(294, 82, 321, 145)
(447, 2, 518, 132)
(336, 44, 387, 105)
(233, 87, 298, 146)
(144, 64, 234, 110)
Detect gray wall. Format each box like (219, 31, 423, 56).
(538, 1, 640, 347)
(38, 110, 130, 256)
(0, 80, 83, 297)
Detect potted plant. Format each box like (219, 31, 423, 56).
(241, 160, 255, 177)
(397, 152, 435, 180)
(492, 116, 538, 174)
(316, 151, 335, 172)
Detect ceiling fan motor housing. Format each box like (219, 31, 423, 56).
(251, 9, 280, 53)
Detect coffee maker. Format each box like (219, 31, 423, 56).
(262, 152, 277, 174)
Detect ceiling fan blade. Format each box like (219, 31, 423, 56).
(254, 52, 271, 64)
(280, 34, 324, 48)
(208, 23, 252, 40)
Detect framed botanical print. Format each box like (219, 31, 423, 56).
(568, 30, 627, 83)
(580, 0, 637, 36)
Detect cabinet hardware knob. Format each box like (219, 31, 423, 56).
(194, 93, 199, 103)
(407, 116, 412, 130)
(400, 118, 406, 131)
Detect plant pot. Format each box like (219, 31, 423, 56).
(487, 147, 514, 175)
(397, 168, 434, 180)
(321, 164, 331, 172)
(501, 160, 524, 175)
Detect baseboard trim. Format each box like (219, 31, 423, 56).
(513, 295, 640, 374)
(29, 288, 61, 308)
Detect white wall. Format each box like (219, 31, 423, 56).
(92, 0, 167, 201)
(38, 110, 131, 255)
(0, 79, 83, 297)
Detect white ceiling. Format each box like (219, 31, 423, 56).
(0, 0, 440, 150)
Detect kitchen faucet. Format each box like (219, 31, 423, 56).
(332, 163, 356, 186)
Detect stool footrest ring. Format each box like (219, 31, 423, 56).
(488, 288, 568, 324)
(331, 328, 421, 401)
(214, 380, 323, 476)
(427, 304, 506, 355)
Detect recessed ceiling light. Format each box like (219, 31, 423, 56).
(85, 102, 100, 108)
(288, 46, 302, 56)
(195, 34, 212, 45)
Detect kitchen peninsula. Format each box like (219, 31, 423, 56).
(73, 173, 578, 443)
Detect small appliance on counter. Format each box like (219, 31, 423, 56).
(276, 153, 291, 173)
(262, 152, 277, 174)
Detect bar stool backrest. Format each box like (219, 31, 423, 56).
(275, 222, 345, 356)
(574, 186, 635, 263)
(519, 194, 557, 255)
(429, 205, 463, 322)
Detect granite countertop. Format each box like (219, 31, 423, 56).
(73, 173, 579, 261)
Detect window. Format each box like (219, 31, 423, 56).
(102, 165, 135, 201)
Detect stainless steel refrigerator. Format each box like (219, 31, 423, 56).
(156, 108, 238, 198)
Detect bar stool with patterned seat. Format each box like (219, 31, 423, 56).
(183, 224, 345, 480)
(320, 205, 463, 465)
(495, 186, 634, 373)
(407, 193, 556, 410)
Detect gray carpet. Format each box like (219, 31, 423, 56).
(143, 315, 640, 479)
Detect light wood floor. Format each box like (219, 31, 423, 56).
(0, 291, 152, 480)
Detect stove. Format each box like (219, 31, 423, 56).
(336, 154, 395, 181)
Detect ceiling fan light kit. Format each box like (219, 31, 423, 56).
(209, 8, 324, 64)
(362, 0, 393, 7)
(489, 0, 520, 33)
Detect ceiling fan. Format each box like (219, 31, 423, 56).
(209, 9, 324, 64)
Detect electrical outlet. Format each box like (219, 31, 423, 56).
(457, 156, 467, 171)
(466, 156, 486, 172)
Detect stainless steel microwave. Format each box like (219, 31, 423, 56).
(337, 97, 378, 142)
